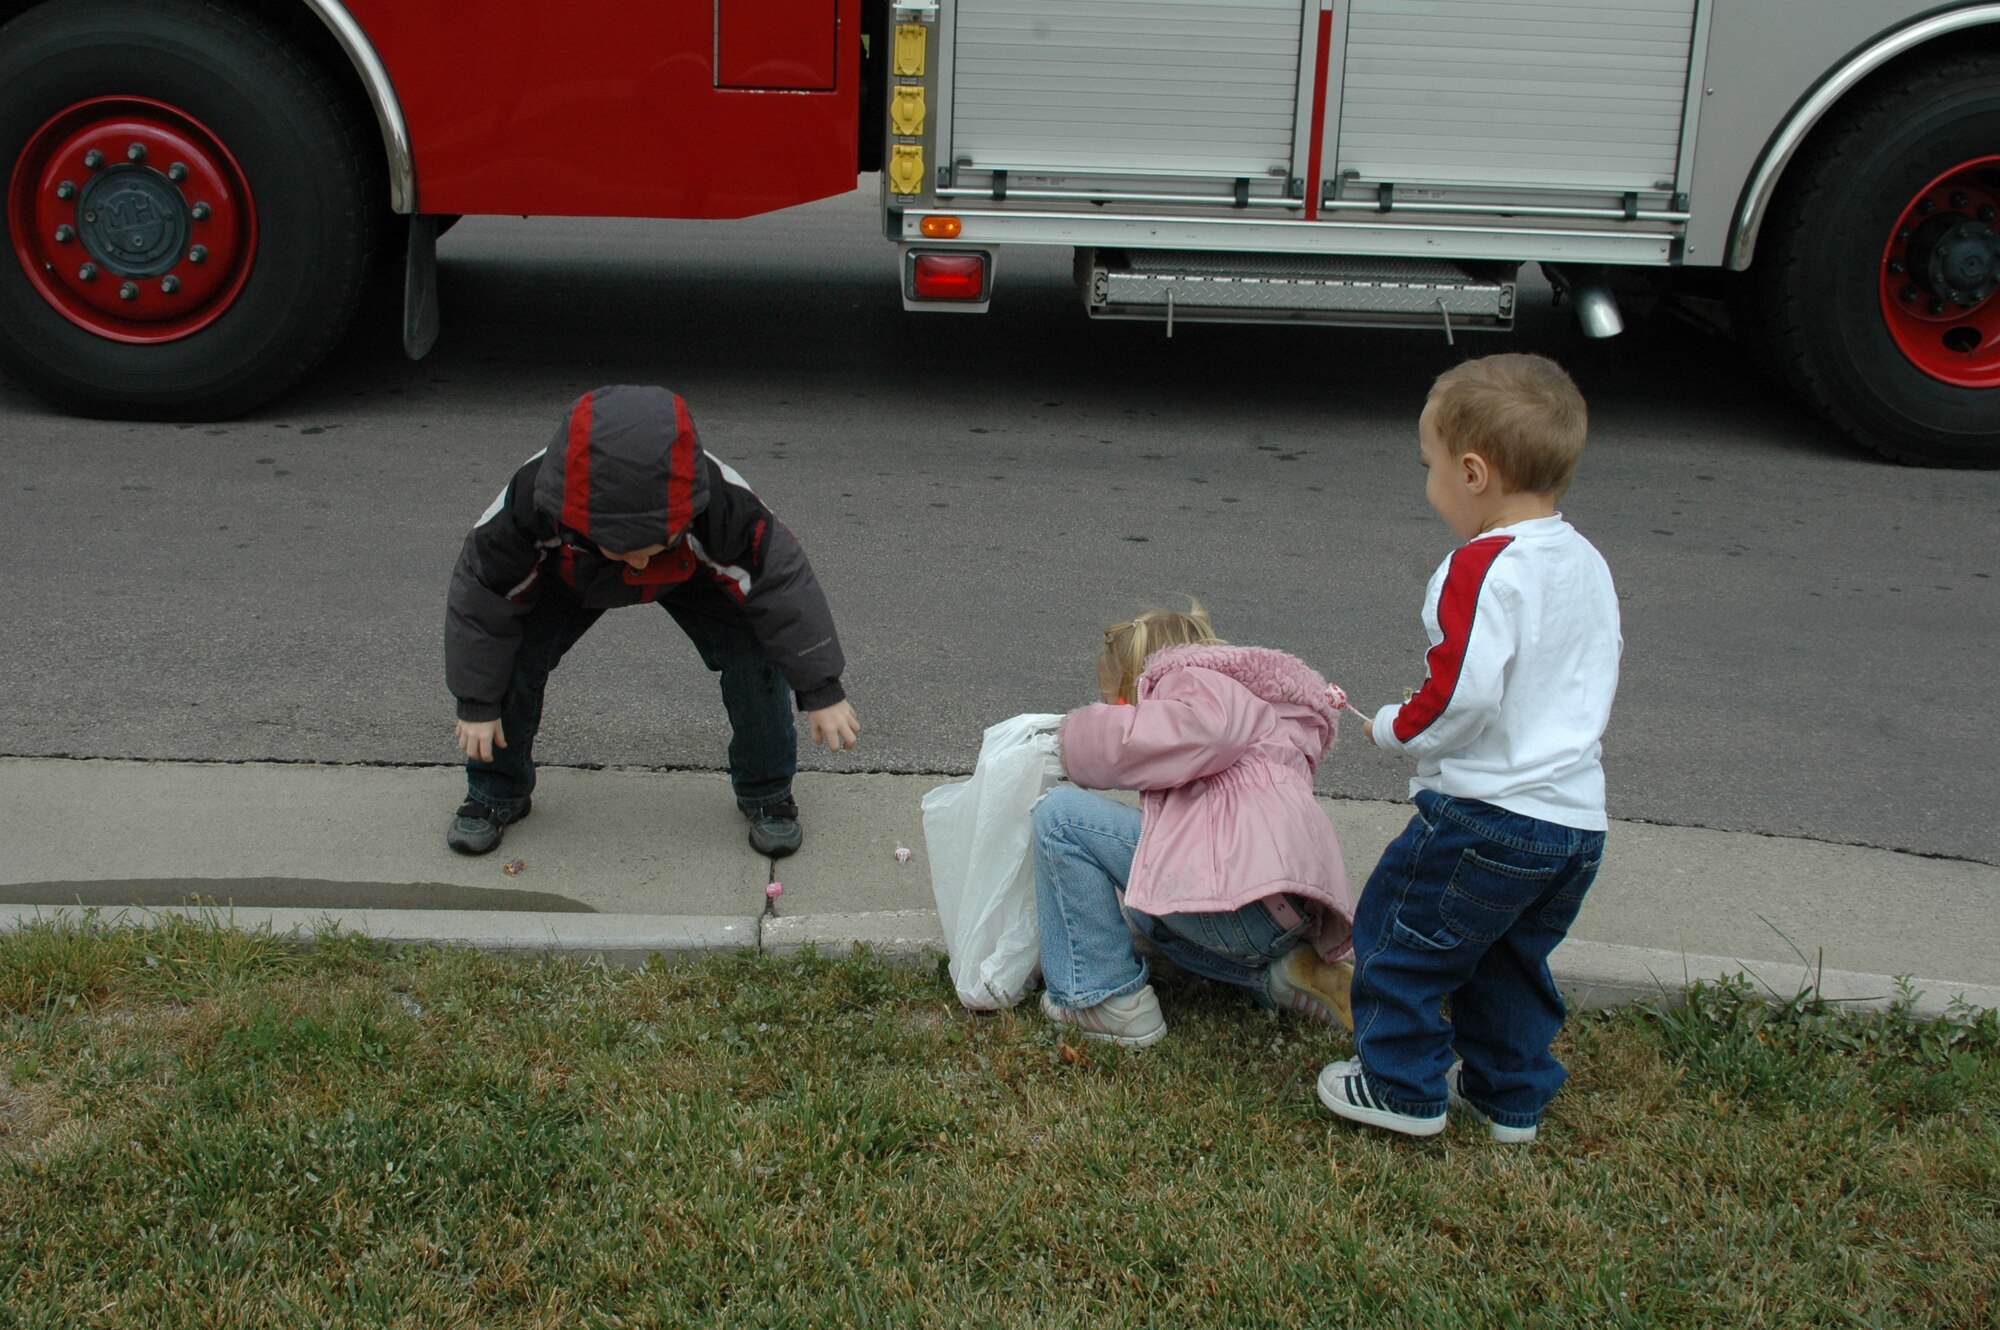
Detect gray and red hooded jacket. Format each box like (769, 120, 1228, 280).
(445, 385, 846, 722)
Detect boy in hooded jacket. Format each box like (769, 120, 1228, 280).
(444, 385, 858, 859)
(1034, 604, 1357, 1048)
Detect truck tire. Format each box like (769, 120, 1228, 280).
(0, 0, 379, 419)
(1755, 53, 2000, 468)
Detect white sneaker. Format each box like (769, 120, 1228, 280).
(1264, 947, 1354, 1030)
(1446, 1060, 1539, 1144)
(1315, 1058, 1446, 1137)
(1040, 984, 1167, 1048)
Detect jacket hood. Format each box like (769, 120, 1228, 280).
(1141, 643, 1341, 752)
(532, 385, 708, 554)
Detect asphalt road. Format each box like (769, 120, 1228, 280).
(3, 183, 1996, 864)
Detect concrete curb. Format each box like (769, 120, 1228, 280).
(763, 909, 945, 960)
(1545, 938, 2000, 1019)
(5, 903, 1997, 1017)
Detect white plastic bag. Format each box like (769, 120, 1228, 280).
(921, 712, 1066, 1010)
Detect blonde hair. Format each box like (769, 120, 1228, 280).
(1429, 354, 1588, 497)
(1099, 601, 1224, 703)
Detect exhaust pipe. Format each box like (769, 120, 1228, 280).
(1546, 263, 1624, 339)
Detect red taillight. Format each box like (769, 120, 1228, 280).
(911, 252, 986, 300)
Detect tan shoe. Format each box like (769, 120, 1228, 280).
(1265, 946, 1354, 1031)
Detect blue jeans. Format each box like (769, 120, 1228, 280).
(465, 588, 797, 816)
(1032, 786, 1315, 1008)
(1350, 791, 1604, 1129)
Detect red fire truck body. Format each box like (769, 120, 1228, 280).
(342, 0, 866, 220)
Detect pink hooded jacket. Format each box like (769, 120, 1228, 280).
(1059, 644, 1354, 962)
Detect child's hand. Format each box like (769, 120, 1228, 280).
(454, 718, 506, 763)
(1328, 689, 1375, 747)
(809, 700, 861, 751)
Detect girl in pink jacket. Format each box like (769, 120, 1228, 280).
(1035, 605, 1357, 1048)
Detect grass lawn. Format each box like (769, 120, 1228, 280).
(2, 918, 1996, 1329)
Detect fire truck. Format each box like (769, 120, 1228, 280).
(2, 1, 1996, 466)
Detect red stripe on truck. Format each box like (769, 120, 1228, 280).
(1304, 5, 1334, 222)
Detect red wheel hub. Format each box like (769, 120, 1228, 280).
(8, 96, 255, 343)
(1879, 155, 2000, 389)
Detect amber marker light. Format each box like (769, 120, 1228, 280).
(920, 215, 963, 239)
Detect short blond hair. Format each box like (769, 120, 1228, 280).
(1429, 354, 1588, 496)
(1100, 602, 1223, 704)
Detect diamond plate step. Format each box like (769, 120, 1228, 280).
(1084, 249, 1515, 331)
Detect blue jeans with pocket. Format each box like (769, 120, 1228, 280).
(1032, 786, 1315, 1008)
(466, 588, 797, 817)
(1350, 790, 1604, 1129)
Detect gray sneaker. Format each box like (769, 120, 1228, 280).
(1040, 984, 1167, 1048)
(743, 800, 802, 858)
(446, 798, 529, 856)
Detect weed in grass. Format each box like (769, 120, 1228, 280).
(1636, 972, 2000, 1124)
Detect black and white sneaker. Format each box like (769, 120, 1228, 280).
(445, 798, 529, 856)
(1447, 1060, 1539, 1144)
(1315, 1057, 1447, 1137)
(743, 800, 802, 858)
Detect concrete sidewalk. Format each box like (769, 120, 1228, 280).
(4, 757, 1997, 1014)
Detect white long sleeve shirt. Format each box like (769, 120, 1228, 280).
(1371, 515, 1622, 831)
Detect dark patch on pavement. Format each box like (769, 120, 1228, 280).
(7, 878, 597, 913)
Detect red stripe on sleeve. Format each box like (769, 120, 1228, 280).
(666, 393, 696, 537)
(1392, 535, 1513, 744)
(560, 391, 595, 537)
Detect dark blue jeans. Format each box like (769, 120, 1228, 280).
(1351, 791, 1604, 1129)
(465, 589, 797, 816)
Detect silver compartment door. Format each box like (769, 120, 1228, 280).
(1337, 0, 1697, 194)
(949, 0, 1306, 180)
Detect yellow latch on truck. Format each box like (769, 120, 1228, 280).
(893, 23, 926, 76)
(889, 143, 925, 195)
(891, 86, 926, 136)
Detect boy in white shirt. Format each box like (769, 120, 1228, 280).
(1318, 354, 1621, 1143)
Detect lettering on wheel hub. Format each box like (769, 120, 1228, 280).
(74, 164, 188, 279)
